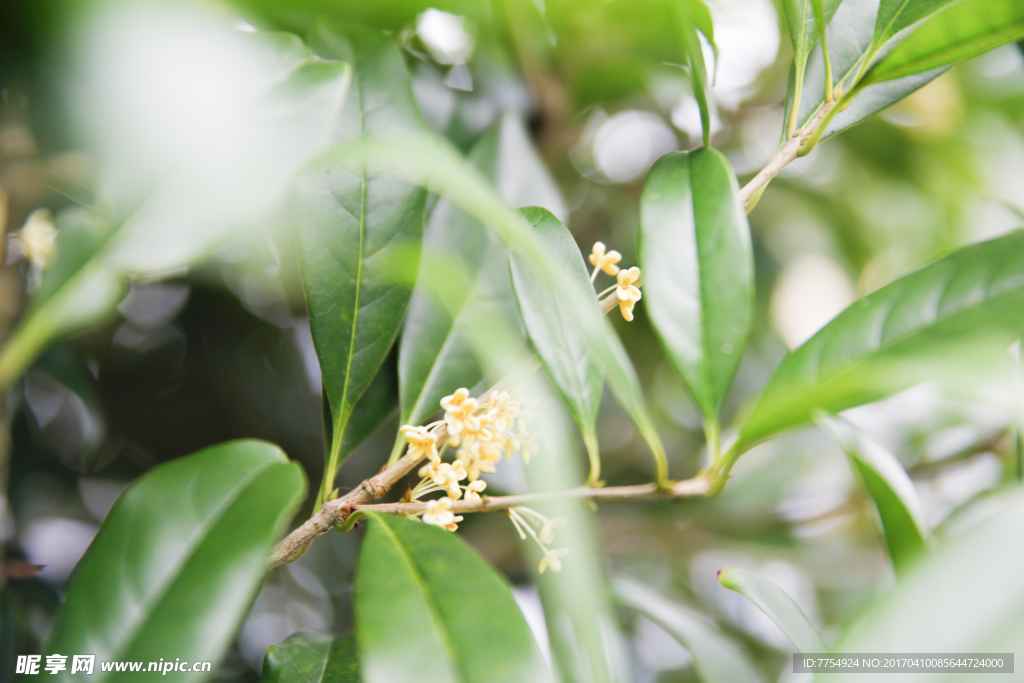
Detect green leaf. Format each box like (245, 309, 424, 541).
(822, 493, 1024, 671)
(783, 0, 843, 59)
(354, 512, 552, 683)
(616, 579, 764, 683)
(735, 230, 1024, 452)
(823, 66, 950, 138)
(399, 111, 565, 430)
(639, 149, 753, 427)
(862, 0, 1024, 86)
(677, 0, 715, 147)
(781, 0, 842, 136)
(509, 208, 604, 484)
(873, 0, 957, 47)
(297, 22, 427, 505)
(45, 440, 306, 681)
(784, 0, 949, 141)
(0, 32, 352, 392)
(818, 417, 931, 574)
(341, 354, 398, 457)
(717, 568, 829, 654)
(262, 631, 360, 683)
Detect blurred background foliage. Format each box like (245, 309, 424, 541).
(1, 0, 1024, 680)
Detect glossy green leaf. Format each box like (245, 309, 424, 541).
(736, 230, 1024, 451)
(316, 130, 670, 486)
(0, 31, 351, 391)
(862, 0, 1024, 86)
(639, 149, 753, 426)
(784, 0, 949, 141)
(873, 0, 956, 47)
(616, 579, 764, 683)
(509, 208, 604, 483)
(717, 568, 829, 654)
(783, 0, 842, 60)
(818, 417, 931, 574)
(354, 512, 552, 683)
(677, 0, 715, 147)
(342, 354, 398, 456)
(823, 66, 950, 138)
(262, 631, 360, 683)
(399, 111, 565, 430)
(297, 22, 426, 505)
(45, 440, 306, 682)
(821, 493, 1024, 679)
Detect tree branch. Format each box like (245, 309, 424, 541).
(269, 286, 639, 570)
(354, 476, 711, 517)
(738, 100, 836, 212)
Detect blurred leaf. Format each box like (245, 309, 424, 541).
(400, 111, 564, 429)
(28, 345, 107, 473)
(717, 568, 829, 654)
(639, 149, 753, 428)
(262, 631, 360, 683)
(524, 378, 633, 683)
(676, 0, 714, 147)
(736, 230, 1024, 451)
(818, 417, 931, 574)
(45, 440, 306, 681)
(821, 493, 1024, 679)
(0, 30, 351, 391)
(616, 579, 764, 683)
(297, 22, 426, 505)
(509, 207, 603, 483)
(862, 0, 1024, 86)
(873, 0, 957, 47)
(354, 512, 552, 683)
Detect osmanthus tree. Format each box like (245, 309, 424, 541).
(4, 0, 1024, 681)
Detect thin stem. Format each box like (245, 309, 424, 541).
(386, 432, 406, 466)
(316, 428, 345, 510)
(583, 431, 602, 487)
(590, 265, 601, 283)
(786, 61, 806, 140)
(738, 98, 836, 212)
(823, 48, 834, 103)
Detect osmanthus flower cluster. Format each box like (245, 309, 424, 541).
(395, 386, 566, 571)
(589, 242, 642, 322)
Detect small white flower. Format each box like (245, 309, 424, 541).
(486, 391, 520, 434)
(440, 387, 471, 412)
(538, 548, 569, 573)
(18, 208, 57, 269)
(539, 517, 565, 545)
(401, 424, 439, 462)
(422, 497, 463, 531)
(589, 241, 622, 276)
(464, 479, 486, 503)
(418, 459, 452, 486)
